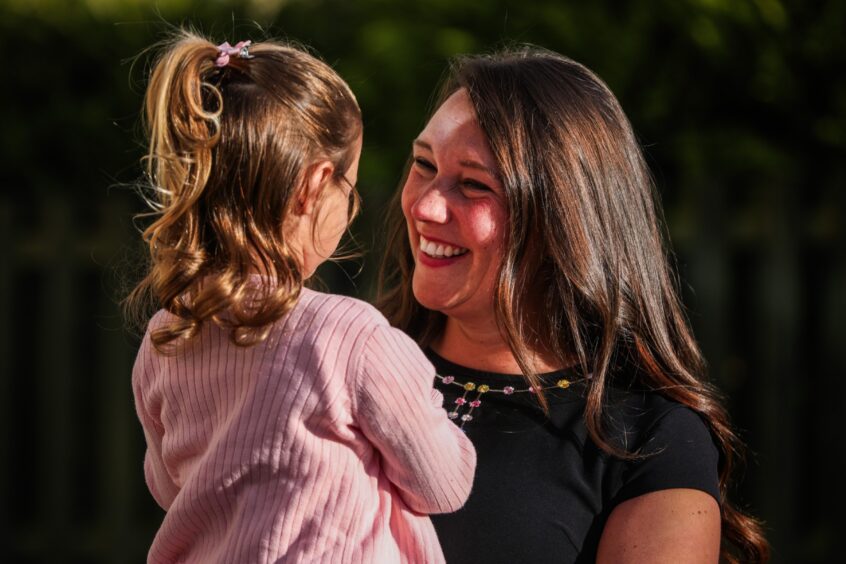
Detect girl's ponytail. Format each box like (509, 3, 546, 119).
(144, 35, 221, 221)
(126, 30, 362, 351)
(136, 35, 223, 344)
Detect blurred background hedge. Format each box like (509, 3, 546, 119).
(1, 0, 843, 562)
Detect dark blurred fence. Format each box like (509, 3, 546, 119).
(0, 195, 156, 563)
(1, 1, 844, 562)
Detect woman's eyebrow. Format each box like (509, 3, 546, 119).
(413, 139, 432, 151)
(459, 159, 500, 180)
(413, 139, 500, 180)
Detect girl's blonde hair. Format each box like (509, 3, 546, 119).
(126, 29, 362, 351)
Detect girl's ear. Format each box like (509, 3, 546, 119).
(296, 160, 335, 215)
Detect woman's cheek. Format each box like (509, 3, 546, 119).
(465, 201, 505, 248)
(400, 181, 417, 222)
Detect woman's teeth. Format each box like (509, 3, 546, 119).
(419, 235, 468, 259)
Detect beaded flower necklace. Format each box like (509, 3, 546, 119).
(435, 373, 587, 429)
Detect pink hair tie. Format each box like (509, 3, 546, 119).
(215, 40, 254, 67)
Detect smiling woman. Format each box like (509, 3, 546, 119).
(402, 90, 509, 327)
(378, 47, 769, 563)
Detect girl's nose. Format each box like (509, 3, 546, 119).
(411, 185, 449, 224)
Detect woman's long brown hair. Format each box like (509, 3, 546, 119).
(378, 47, 768, 562)
(124, 30, 361, 351)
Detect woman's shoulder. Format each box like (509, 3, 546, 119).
(600, 386, 721, 505)
(602, 387, 714, 453)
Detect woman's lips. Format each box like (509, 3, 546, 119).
(416, 234, 469, 267)
(417, 250, 469, 267)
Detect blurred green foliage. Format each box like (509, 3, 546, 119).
(1, 1, 843, 562)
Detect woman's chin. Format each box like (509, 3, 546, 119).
(412, 292, 448, 314)
(411, 280, 454, 314)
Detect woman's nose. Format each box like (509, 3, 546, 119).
(411, 185, 449, 224)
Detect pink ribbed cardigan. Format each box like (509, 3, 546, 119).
(132, 287, 476, 563)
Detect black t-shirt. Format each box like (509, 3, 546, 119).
(427, 349, 720, 564)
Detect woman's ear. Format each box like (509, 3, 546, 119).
(296, 160, 335, 215)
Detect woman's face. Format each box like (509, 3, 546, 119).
(401, 89, 507, 322)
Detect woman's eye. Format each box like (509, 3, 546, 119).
(413, 157, 436, 172)
(462, 179, 492, 192)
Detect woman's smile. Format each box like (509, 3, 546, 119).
(416, 234, 470, 267)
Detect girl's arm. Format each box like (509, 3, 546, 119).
(132, 336, 180, 510)
(353, 324, 476, 514)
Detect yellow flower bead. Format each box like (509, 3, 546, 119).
(478, 384, 490, 393)
(557, 379, 571, 389)
(464, 382, 476, 391)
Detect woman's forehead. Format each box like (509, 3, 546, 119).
(416, 90, 497, 170)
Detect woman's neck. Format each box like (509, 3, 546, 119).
(432, 315, 562, 375)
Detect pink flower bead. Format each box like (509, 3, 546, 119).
(454, 397, 466, 406)
(442, 376, 454, 384)
(529, 386, 536, 393)
(470, 400, 481, 408)
(503, 386, 514, 395)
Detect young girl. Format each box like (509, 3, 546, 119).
(127, 31, 475, 564)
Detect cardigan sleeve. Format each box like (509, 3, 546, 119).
(132, 336, 180, 510)
(352, 324, 476, 514)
